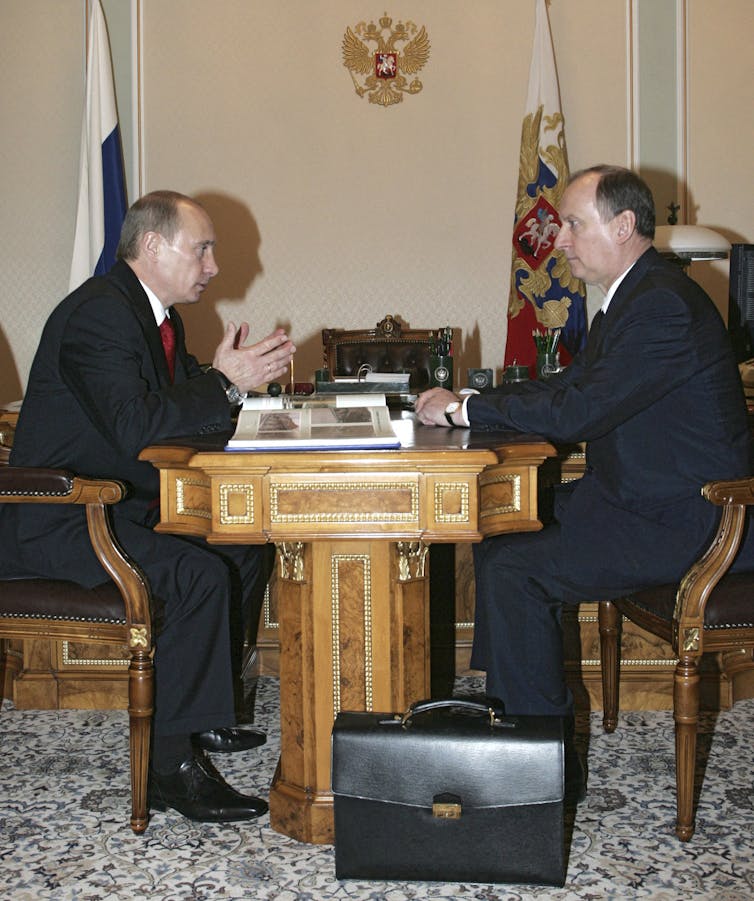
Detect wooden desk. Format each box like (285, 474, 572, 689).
(140, 414, 555, 843)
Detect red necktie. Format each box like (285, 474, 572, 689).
(159, 317, 176, 382)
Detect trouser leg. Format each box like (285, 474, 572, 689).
(239, 544, 275, 654)
(207, 542, 275, 718)
(470, 524, 575, 718)
(141, 541, 238, 737)
(112, 522, 269, 737)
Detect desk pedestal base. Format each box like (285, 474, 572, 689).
(269, 538, 431, 844)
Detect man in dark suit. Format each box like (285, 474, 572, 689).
(1, 190, 295, 822)
(415, 166, 750, 797)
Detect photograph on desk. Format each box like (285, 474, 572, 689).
(226, 394, 401, 450)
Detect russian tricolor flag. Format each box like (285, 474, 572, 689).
(69, 0, 127, 292)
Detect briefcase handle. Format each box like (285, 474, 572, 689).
(401, 698, 502, 727)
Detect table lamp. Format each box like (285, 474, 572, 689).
(654, 224, 731, 264)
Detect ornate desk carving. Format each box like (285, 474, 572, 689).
(140, 416, 555, 843)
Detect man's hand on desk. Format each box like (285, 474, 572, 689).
(415, 387, 463, 427)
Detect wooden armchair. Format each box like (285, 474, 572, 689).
(0, 416, 14, 465)
(599, 476, 754, 840)
(0, 467, 154, 834)
(322, 314, 438, 391)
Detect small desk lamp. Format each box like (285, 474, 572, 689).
(654, 224, 731, 265)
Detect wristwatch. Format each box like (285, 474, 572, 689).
(209, 367, 244, 405)
(444, 401, 461, 427)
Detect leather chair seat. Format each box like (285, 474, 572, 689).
(0, 578, 126, 622)
(627, 572, 754, 628)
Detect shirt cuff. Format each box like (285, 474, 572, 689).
(458, 388, 478, 426)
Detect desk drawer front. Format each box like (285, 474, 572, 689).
(478, 464, 541, 535)
(269, 475, 419, 530)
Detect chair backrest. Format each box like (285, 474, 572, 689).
(322, 314, 439, 391)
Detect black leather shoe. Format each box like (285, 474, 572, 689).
(192, 726, 266, 753)
(150, 753, 268, 822)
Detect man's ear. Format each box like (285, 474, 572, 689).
(613, 210, 636, 244)
(142, 230, 162, 260)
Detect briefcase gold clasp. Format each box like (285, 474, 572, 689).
(432, 800, 462, 819)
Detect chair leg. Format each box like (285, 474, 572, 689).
(598, 601, 621, 733)
(128, 650, 154, 834)
(673, 654, 700, 841)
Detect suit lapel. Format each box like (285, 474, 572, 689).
(602, 247, 659, 325)
(106, 261, 174, 386)
(169, 307, 189, 383)
(586, 247, 661, 357)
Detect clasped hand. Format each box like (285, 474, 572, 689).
(212, 322, 296, 393)
(414, 387, 460, 427)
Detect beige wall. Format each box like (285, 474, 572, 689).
(140, 0, 533, 381)
(1, 0, 83, 403)
(686, 0, 754, 312)
(1, 1, 752, 406)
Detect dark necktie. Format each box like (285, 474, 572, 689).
(584, 310, 604, 361)
(159, 317, 176, 383)
(589, 310, 605, 338)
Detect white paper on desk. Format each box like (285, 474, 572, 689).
(240, 396, 285, 411)
(363, 371, 410, 385)
(334, 393, 387, 408)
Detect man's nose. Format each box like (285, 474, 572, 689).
(554, 226, 567, 249)
(205, 250, 219, 278)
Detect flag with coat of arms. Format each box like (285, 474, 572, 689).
(503, 0, 586, 376)
(69, 0, 127, 292)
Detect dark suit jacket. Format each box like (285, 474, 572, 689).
(2, 260, 233, 586)
(469, 247, 752, 593)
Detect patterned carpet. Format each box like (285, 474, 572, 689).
(1, 677, 753, 901)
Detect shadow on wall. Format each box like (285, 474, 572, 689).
(0, 327, 22, 405)
(269, 316, 328, 387)
(460, 321, 484, 387)
(640, 167, 735, 322)
(678, 184, 733, 320)
(178, 191, 263, 366)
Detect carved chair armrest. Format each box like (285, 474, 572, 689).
(0, 466, 151, 646)
(0, 423, 13, 464)
(672, 476, 754, 643)
(0, 466, 125, 504)
(703, 477, 754, 507)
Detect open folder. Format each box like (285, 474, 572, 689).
(225, 394, 401, 451)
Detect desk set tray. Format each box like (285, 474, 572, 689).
(331, 699, 565, 886)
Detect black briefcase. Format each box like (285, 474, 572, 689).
(332, 699, 565, 886)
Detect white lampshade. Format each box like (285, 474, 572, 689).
(654, 225, 731, 261)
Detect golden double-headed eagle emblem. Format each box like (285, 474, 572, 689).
(342, 13, 430, 107)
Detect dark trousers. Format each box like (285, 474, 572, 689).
(470, 488, 723, 718)
(114, 516, 273, 737)
(471, 523, 603, 718)
(0, 500, 274, 738)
